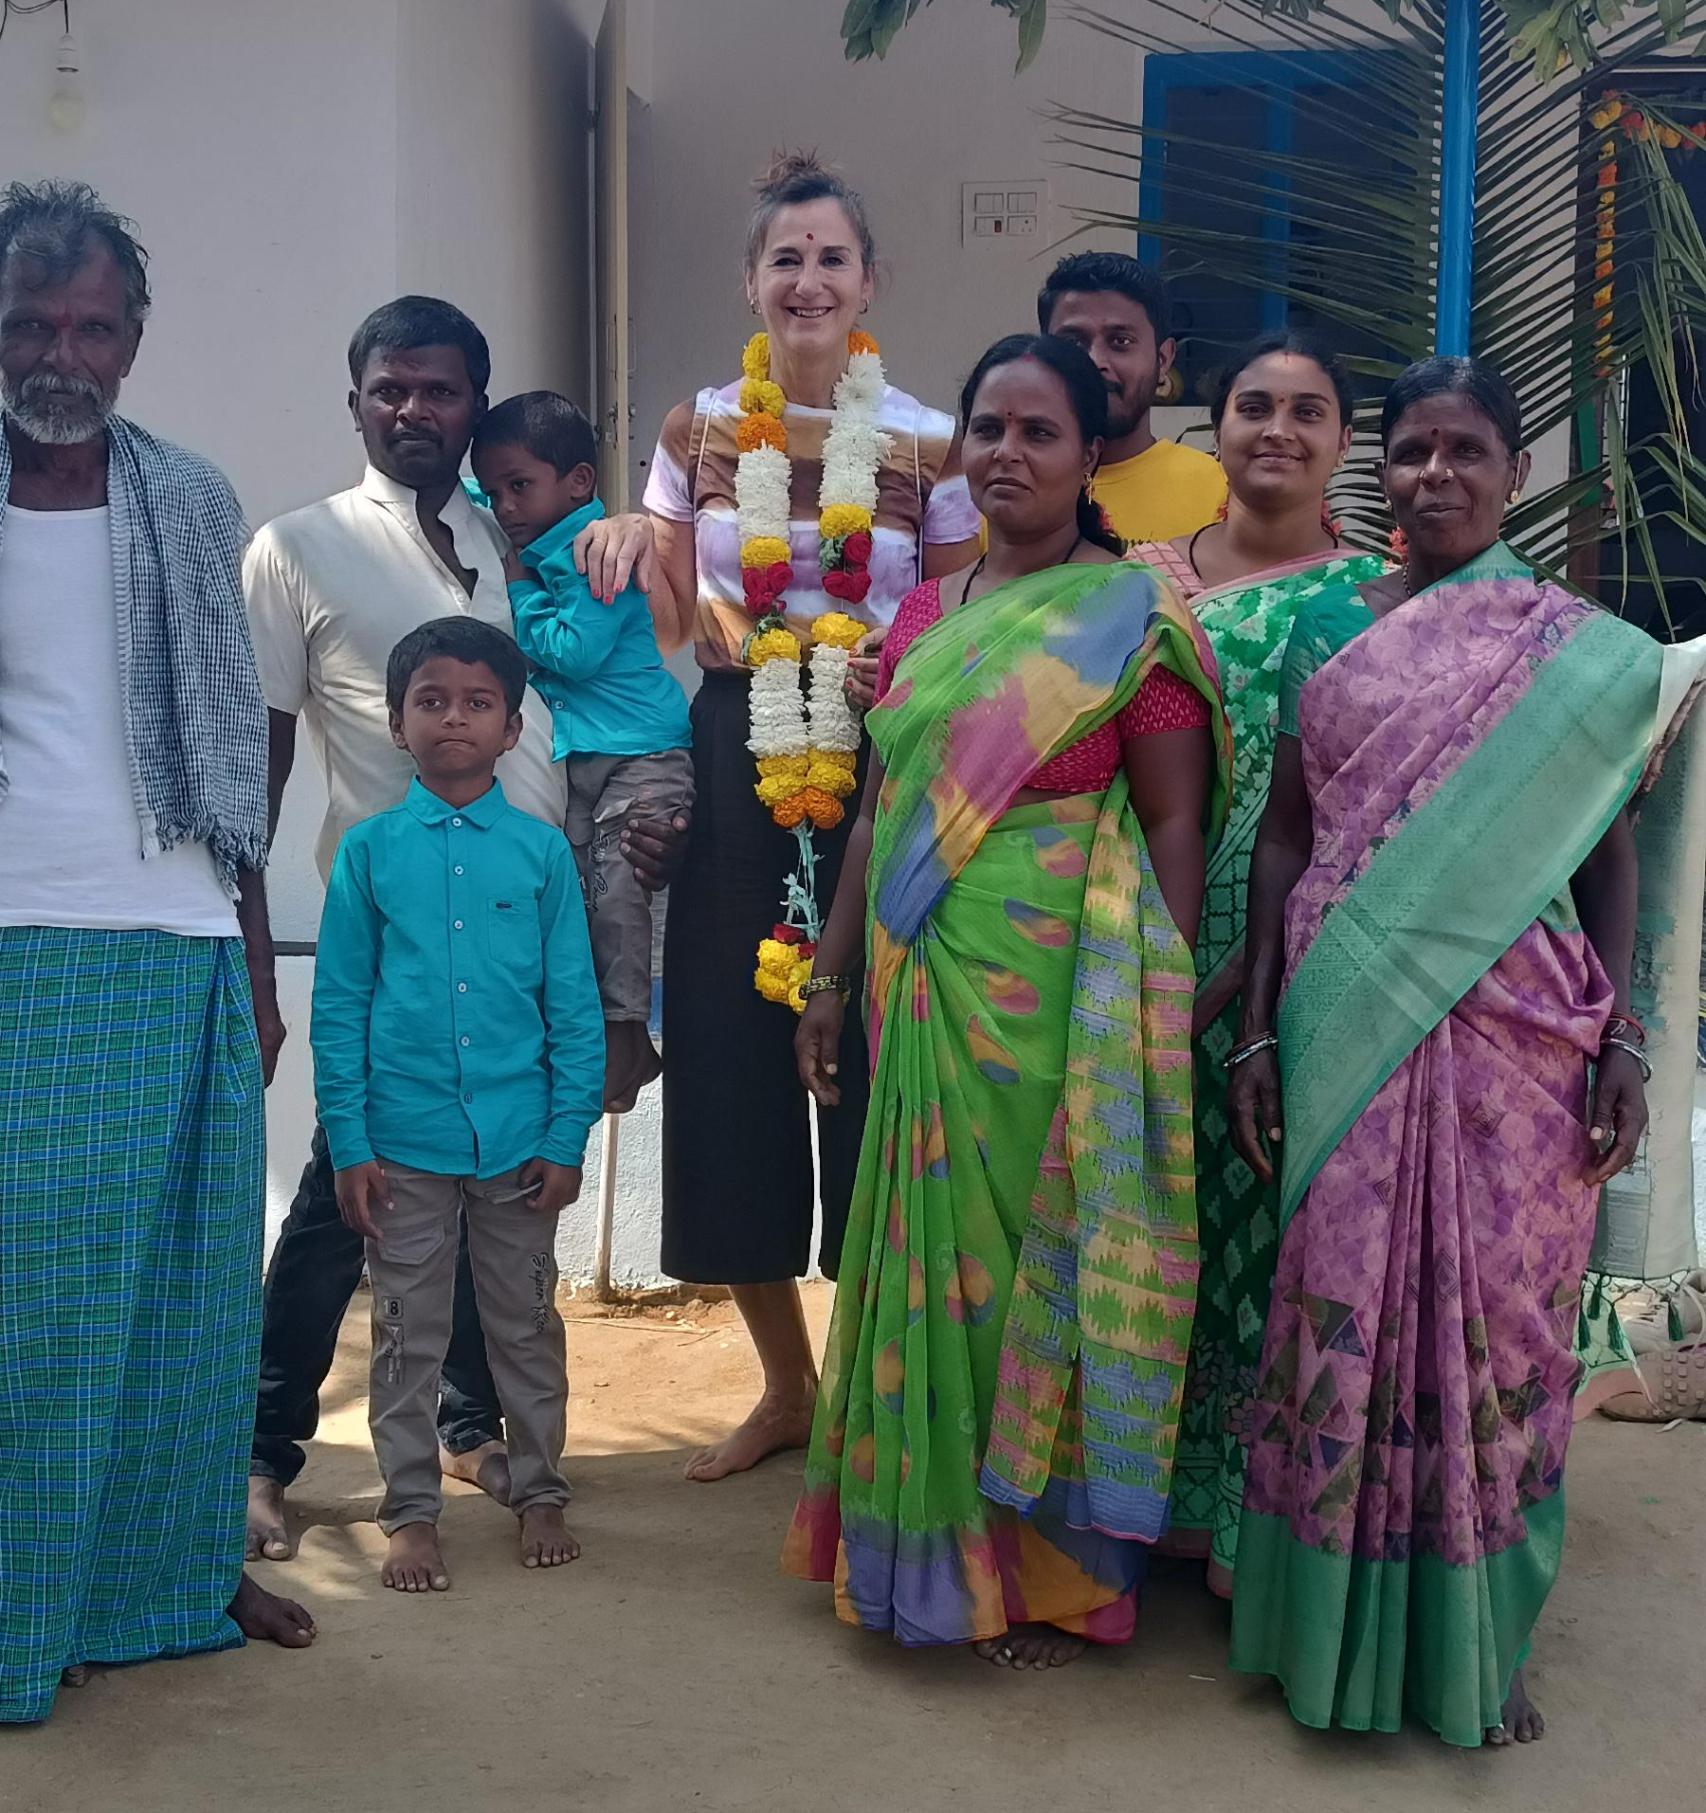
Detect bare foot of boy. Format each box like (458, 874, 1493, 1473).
(439, 1439, 511, 1505)
(245, 1476, 292, 1560)
(382, 1523, 450, 1592)
(519, 1504, 581, 1569)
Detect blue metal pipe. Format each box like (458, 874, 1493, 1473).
(1436, 0, 1480, 355)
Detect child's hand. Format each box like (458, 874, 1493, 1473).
(335, 1161, 393, 1240)
(502, 547, 526, 584)
(519, 1159, 583, 1214)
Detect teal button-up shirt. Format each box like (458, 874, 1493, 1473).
(507, 497, 691, 761)
(311, 777, 604, 1177)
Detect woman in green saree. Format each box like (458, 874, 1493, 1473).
(1226, 357, 1700, 1747)
(1131, 331, 1388, 1597)
(783, 334, 1231, 1666)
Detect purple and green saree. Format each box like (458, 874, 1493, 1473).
(1229, 542, 1696, 1745)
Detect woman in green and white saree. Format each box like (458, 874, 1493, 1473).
(1226, 356, 1704, 1747)
(783, 334, 1231, 1666)
(1131, 331, 1388, 1597)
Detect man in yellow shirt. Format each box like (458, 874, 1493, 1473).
(1038, 252, 1226, 544)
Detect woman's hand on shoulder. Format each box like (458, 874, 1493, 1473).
(575, 512, 656, 604)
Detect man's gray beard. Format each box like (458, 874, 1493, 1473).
(1, 371, 116, 446)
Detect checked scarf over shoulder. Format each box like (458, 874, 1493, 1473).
(0, 415, 268, 893)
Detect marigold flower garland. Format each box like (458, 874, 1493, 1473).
(739, 329, 888, 1010)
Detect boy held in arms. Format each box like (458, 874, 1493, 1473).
(310, 617, 603, 1593)
(471, 393, 692, 1113)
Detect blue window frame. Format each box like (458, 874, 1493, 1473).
(1138, 49, 1407, 399)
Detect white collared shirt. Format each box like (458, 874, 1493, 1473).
(245, 465, 566, 881)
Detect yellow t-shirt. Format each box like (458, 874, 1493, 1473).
(1091, 439, 1227, 545)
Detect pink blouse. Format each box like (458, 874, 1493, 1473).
(874, 579, 1212, 794)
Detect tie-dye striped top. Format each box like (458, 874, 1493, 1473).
(643, 379, 979, 672)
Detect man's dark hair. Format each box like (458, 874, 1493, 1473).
(348, 296, 491, 394)
(1036, 251, 1172, 345)
(0, 179, 150, 322)
(472, 390, 598, 477)
(386, 617, 527, 716)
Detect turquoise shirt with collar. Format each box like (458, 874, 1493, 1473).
(311, 777, 604, 1178)
(506, 497, 691, 761)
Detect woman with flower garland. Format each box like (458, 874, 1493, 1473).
(1128, 330, 1388, 1598)
(639, 152, 981, 1483)
(784, 333, 1231, 1667)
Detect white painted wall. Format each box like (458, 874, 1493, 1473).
(628, 0, 1150, 500)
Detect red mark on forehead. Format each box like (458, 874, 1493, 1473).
(806, 232, 814, 241)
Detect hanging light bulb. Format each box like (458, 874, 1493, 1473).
(48, 30, 86, 132)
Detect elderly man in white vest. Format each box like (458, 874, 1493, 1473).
(0, 179, 314, 1724)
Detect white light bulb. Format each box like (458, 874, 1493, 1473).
(47, 31, 85, 132)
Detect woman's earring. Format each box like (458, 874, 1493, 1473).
(861, 298, 870, 314)
(1508, 489, 1522, 505)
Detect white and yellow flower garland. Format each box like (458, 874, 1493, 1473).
(739, 329, 889, 1010)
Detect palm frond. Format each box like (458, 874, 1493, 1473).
(1051, 0, 1705, 630)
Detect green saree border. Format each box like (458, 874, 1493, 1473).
(1228, 1493, 1565, 1747)
(1277, 607, 1662, 1224)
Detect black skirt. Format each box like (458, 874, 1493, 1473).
(661, 672, 870, 1284)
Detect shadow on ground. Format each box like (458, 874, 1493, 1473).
(15, 1285, 1704, 1813)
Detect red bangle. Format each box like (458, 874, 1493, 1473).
(1605, 1012, 1646, 1046)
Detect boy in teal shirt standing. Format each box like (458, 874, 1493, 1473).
(311, 617, 603, 1594)
(472, 393, 692, 1114)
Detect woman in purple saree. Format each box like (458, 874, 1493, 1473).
(1224, 358, 1700, 1748)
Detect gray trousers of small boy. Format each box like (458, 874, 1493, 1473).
(367, 1162, 570, 1532)
(566, 748, 695, 1021)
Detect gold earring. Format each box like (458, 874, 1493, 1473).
(1508, 489, 1521, 505)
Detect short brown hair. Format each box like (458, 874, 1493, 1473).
(744, 150, 875, 278)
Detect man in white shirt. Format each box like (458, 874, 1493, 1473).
(0, 179, 313, 1725)
(243, 298, 681, 1559)
(244, 297, 552, 1556)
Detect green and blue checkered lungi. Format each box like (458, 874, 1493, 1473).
(0, 927, 263, 1723)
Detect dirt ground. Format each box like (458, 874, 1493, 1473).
(12, 1282, 1703, 1813)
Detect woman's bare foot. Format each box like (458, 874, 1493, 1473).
(684, 1388, 814, 1482)
(519, 1504, 582, 1569)
(245, 1476, 292, 1561)
(382, 1523, 450, 1593)
(228, 1571, 317, 1646)
(975, 1625, 1087, 1670)
(1487, 1668, 1545, 1745)
(439, 1439, 511, 1505)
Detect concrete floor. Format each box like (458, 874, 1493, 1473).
(15, 1284, 1704, 1813)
